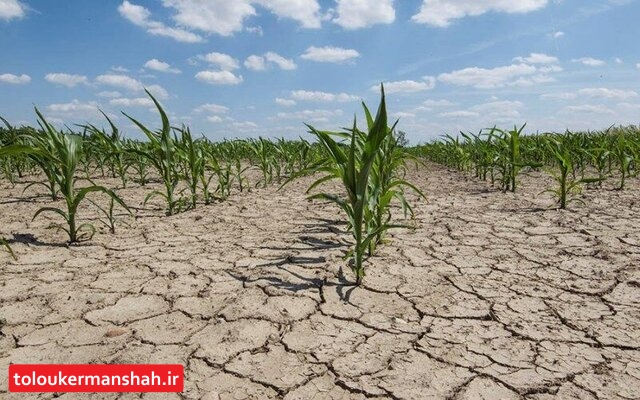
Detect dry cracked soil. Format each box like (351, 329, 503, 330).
(0, 163, 639, 399)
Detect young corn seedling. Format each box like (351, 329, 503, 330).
(543, 134, 603, 209)
(363, 105, 426, 256)
(0, 237, 16, 260)
(82, 110, 130, 188)
(124, 90, 185, 215)
(305, 86, 402, 285)
(88, 195, 131, 234)
(1, 109, 130, 243)
(176, 125, 204, 210)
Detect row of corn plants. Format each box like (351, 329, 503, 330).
(0, 91, 325, 255)
(415, 125, 640, 208)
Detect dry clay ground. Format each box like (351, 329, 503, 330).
(0, 163, 639, 400)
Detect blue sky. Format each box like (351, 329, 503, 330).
(1, 0, 639, 143)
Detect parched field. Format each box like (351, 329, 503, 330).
(1, 163, 639, 399)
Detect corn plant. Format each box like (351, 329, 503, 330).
(124, 90, 185, 215)
(304, 86, 413, 285)
(363, 107, 426, 256)
(1, 109, 130, 242)
(88, 195, 131, 234)
(0, 237, 15, 259)
(175, 125, 204, 209)
(82, 111, 129, 188)
(542, 134, 603, 209)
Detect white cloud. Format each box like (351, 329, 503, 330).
(438, 63, 539, 89)
(412, 0, 548, 27)
(244, 55, 267, 71)
(636, 63, 640, 69)
(572, 57, 606, 67)
(291, 90, 358, 102)
(207, 115, 224, 123)
(110, 97, 155, 107)
(118, 1, 204, 43)
(246, 26, 263, 36)
(615, 57, 623, 64)
(245, 52, 297, 71)
(44, 73, 89, 87)
(95, 74, 168, 99)
(275, 109, 344, 122)
(97, 91, 123, 98)
(275, 98, 297, 107)
(513, 53, 558, 64)
(0, 0, 26, 20)
(255, 0, 322, 28)
(332, 0, 395, 29)
(0, 73, 30, 84)
(565, 104, 614, 114)
(374, 77, 436, 94)
(393, 111, 416, 119)
(232, 121, 259, 129)
(470, 100, 523, 118)
(194, 103, 229, 114)
(578, 88, 638, 100)
(96, 73, 143, 91)
(264, 52, 297, 70)
(439, 110, 479, 118)
(195, 70, 243, 85)
(552, 31, 564, 38)
(422, 99, 456, 107)
(46, 100, 99, 114)
(540, 92, 578, 100)
(161, 0, 321, 37)
(301, 46, 360, 63)
(145, 84, 169, 100)
(144, 59, 181, 73)
(111, 66, 130, 73)
(197, 52, 240, 71)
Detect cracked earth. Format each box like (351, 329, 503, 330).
(1, 163, 639, 399)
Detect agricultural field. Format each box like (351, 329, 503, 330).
(1, 92, 640, 399)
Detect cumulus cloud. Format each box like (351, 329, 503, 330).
(412, 0, 549, 27)
(194, 103, 229, 114)
(159, 0, 321, 37)
(275, 98, 297, 107)
(196, 52, 240, 71)
(95, 73, 144, 91)
(195, 70, 243, 85)
(513, 53, 558, 64)
(97, 91, 123, 98)
(275, 109, 344, 122)
(264, 52, 297, 70)
(118, 1, 204, 42)
(0, 73, 30, 84)
(438, 64, 540, 89)
(565, 104, 614, 114)
(578, 88, 637, 100)
(109, 97, 155, 107)
(332, 0, 395, 29)
(375, 77, 436, 94)
(291, 90, 358, 102)
(245, 52, 297, 71)
(244, 55, 267, 71)
(144, 59, 181, 73)
(301, 46, 360, 63)
(46, 100, 99, 114)
(95, 74, 168, 99)
(45, 73, 89, 87)
(0, 0, 26, 20)
(572, 57, 606, 67)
